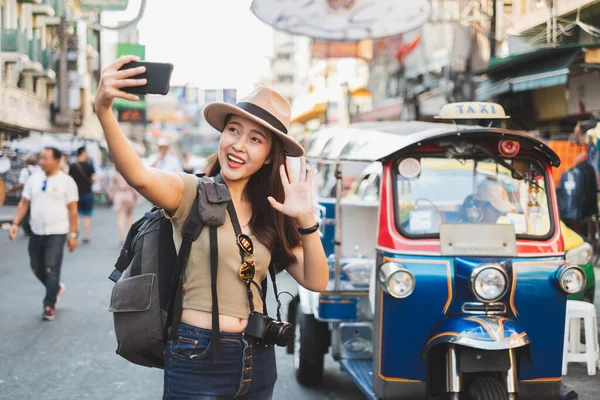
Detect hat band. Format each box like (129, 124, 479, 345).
(236, 102, 288, 134)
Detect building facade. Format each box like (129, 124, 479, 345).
(0, 0, 102, 144)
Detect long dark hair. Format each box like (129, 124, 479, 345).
(205, 120, 302, 271)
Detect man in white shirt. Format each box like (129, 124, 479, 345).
(147, 137, 183, 173)
(8, 147, 79, 321)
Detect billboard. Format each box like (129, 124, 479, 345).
(114, 43, 146, 110)
(116, 43, 145, 59)
(118, 108, 146, 124)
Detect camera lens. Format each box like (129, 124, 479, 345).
(270, 322, 293, 347)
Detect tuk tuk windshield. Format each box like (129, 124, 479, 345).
(395, 157, 552, 238)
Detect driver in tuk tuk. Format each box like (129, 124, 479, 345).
(466, 180, 516, 223)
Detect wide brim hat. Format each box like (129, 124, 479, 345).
(203, 86, 304, 157)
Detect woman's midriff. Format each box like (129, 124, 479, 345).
(181, 308, 248, 333)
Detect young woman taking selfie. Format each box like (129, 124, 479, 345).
(95, 55, 328, 399)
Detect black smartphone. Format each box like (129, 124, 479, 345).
(118, 61, 173, 95)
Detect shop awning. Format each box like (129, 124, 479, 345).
(473, 44, 600, 101)
(291, 102, 327, 125)
(475, 50, 576, 101)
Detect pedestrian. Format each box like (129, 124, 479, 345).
(148, 137, 184, 173)
(107, 170, 139, 244)
(8, 147, 79, 321)
(182, 151, 194, 174)
(69, 146, 95, 243)
(7, 154, 41, 236)
(95, 56, 328, 399)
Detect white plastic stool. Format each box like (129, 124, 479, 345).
(562, 300, 600, 375)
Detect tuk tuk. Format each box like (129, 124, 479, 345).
(289, 103, 586, 400)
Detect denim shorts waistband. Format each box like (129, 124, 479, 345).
(177, 322, 245, 341)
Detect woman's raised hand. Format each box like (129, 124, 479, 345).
(94, 55, 147, 112)
(268, 157, 316, 222)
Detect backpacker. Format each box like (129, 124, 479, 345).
(107, 175, 231, 369)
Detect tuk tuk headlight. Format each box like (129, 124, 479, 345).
(379, 262, 415, 298)
(470, 264, 509, 303)
(565, 242, 593, 266)
(556, 265, 586, 294)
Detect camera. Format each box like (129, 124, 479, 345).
(245, 311, 293, 347)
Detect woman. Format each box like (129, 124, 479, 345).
(107, 170, 139, 244)
(95, 56, 328, 399)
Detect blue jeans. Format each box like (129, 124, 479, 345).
(163, 322, 277, 399)
(28, 234, 67, 308)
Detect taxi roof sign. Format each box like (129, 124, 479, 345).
(435, 102, 510, 120)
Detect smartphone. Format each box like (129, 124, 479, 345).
(118, 61, 173, 95)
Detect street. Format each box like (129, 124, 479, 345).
(0, 203, 362, 400)
(1, 203, 599, 400)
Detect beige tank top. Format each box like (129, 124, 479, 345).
(167, 172, 271, 319)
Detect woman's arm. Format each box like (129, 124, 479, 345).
(95, 56, 183, 213)
(285, 224, 329, 292)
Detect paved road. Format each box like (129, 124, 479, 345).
(0, 204, 362, 400)
(0, 203, 599, 400)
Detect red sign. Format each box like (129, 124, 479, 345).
(118, 108, 146, 124)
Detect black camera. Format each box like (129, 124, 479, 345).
(245, 311, 293, 347)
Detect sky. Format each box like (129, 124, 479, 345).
(100, 0, 275, 97)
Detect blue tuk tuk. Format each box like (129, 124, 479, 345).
(288, 103, 585, 400)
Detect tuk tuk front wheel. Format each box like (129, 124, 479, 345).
(467, 376, 508, 400)
(294, 308, 328, 386)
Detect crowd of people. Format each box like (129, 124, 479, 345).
(3, 137, 213, 322)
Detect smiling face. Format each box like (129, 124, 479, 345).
(217, 114, 273, 184)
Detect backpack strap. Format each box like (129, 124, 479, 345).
(209, 225, 220, 360)
(166, 191, 205, 342)
(108, 211, 153, 282)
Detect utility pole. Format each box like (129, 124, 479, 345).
(490, 0, 498, 58)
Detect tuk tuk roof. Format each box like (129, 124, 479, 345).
(304, 121, 560, 167)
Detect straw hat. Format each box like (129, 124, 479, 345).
(203, 86, 304, 157)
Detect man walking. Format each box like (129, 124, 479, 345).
(69, 146, 95, 243)
(9, 147, 79, 321)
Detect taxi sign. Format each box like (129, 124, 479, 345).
(435, 102, 510, 120)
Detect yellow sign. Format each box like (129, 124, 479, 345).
(584, 47, 600, 64)
(311, 39, 372, 60)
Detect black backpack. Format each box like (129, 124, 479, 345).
(107, 175, 230, 368)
